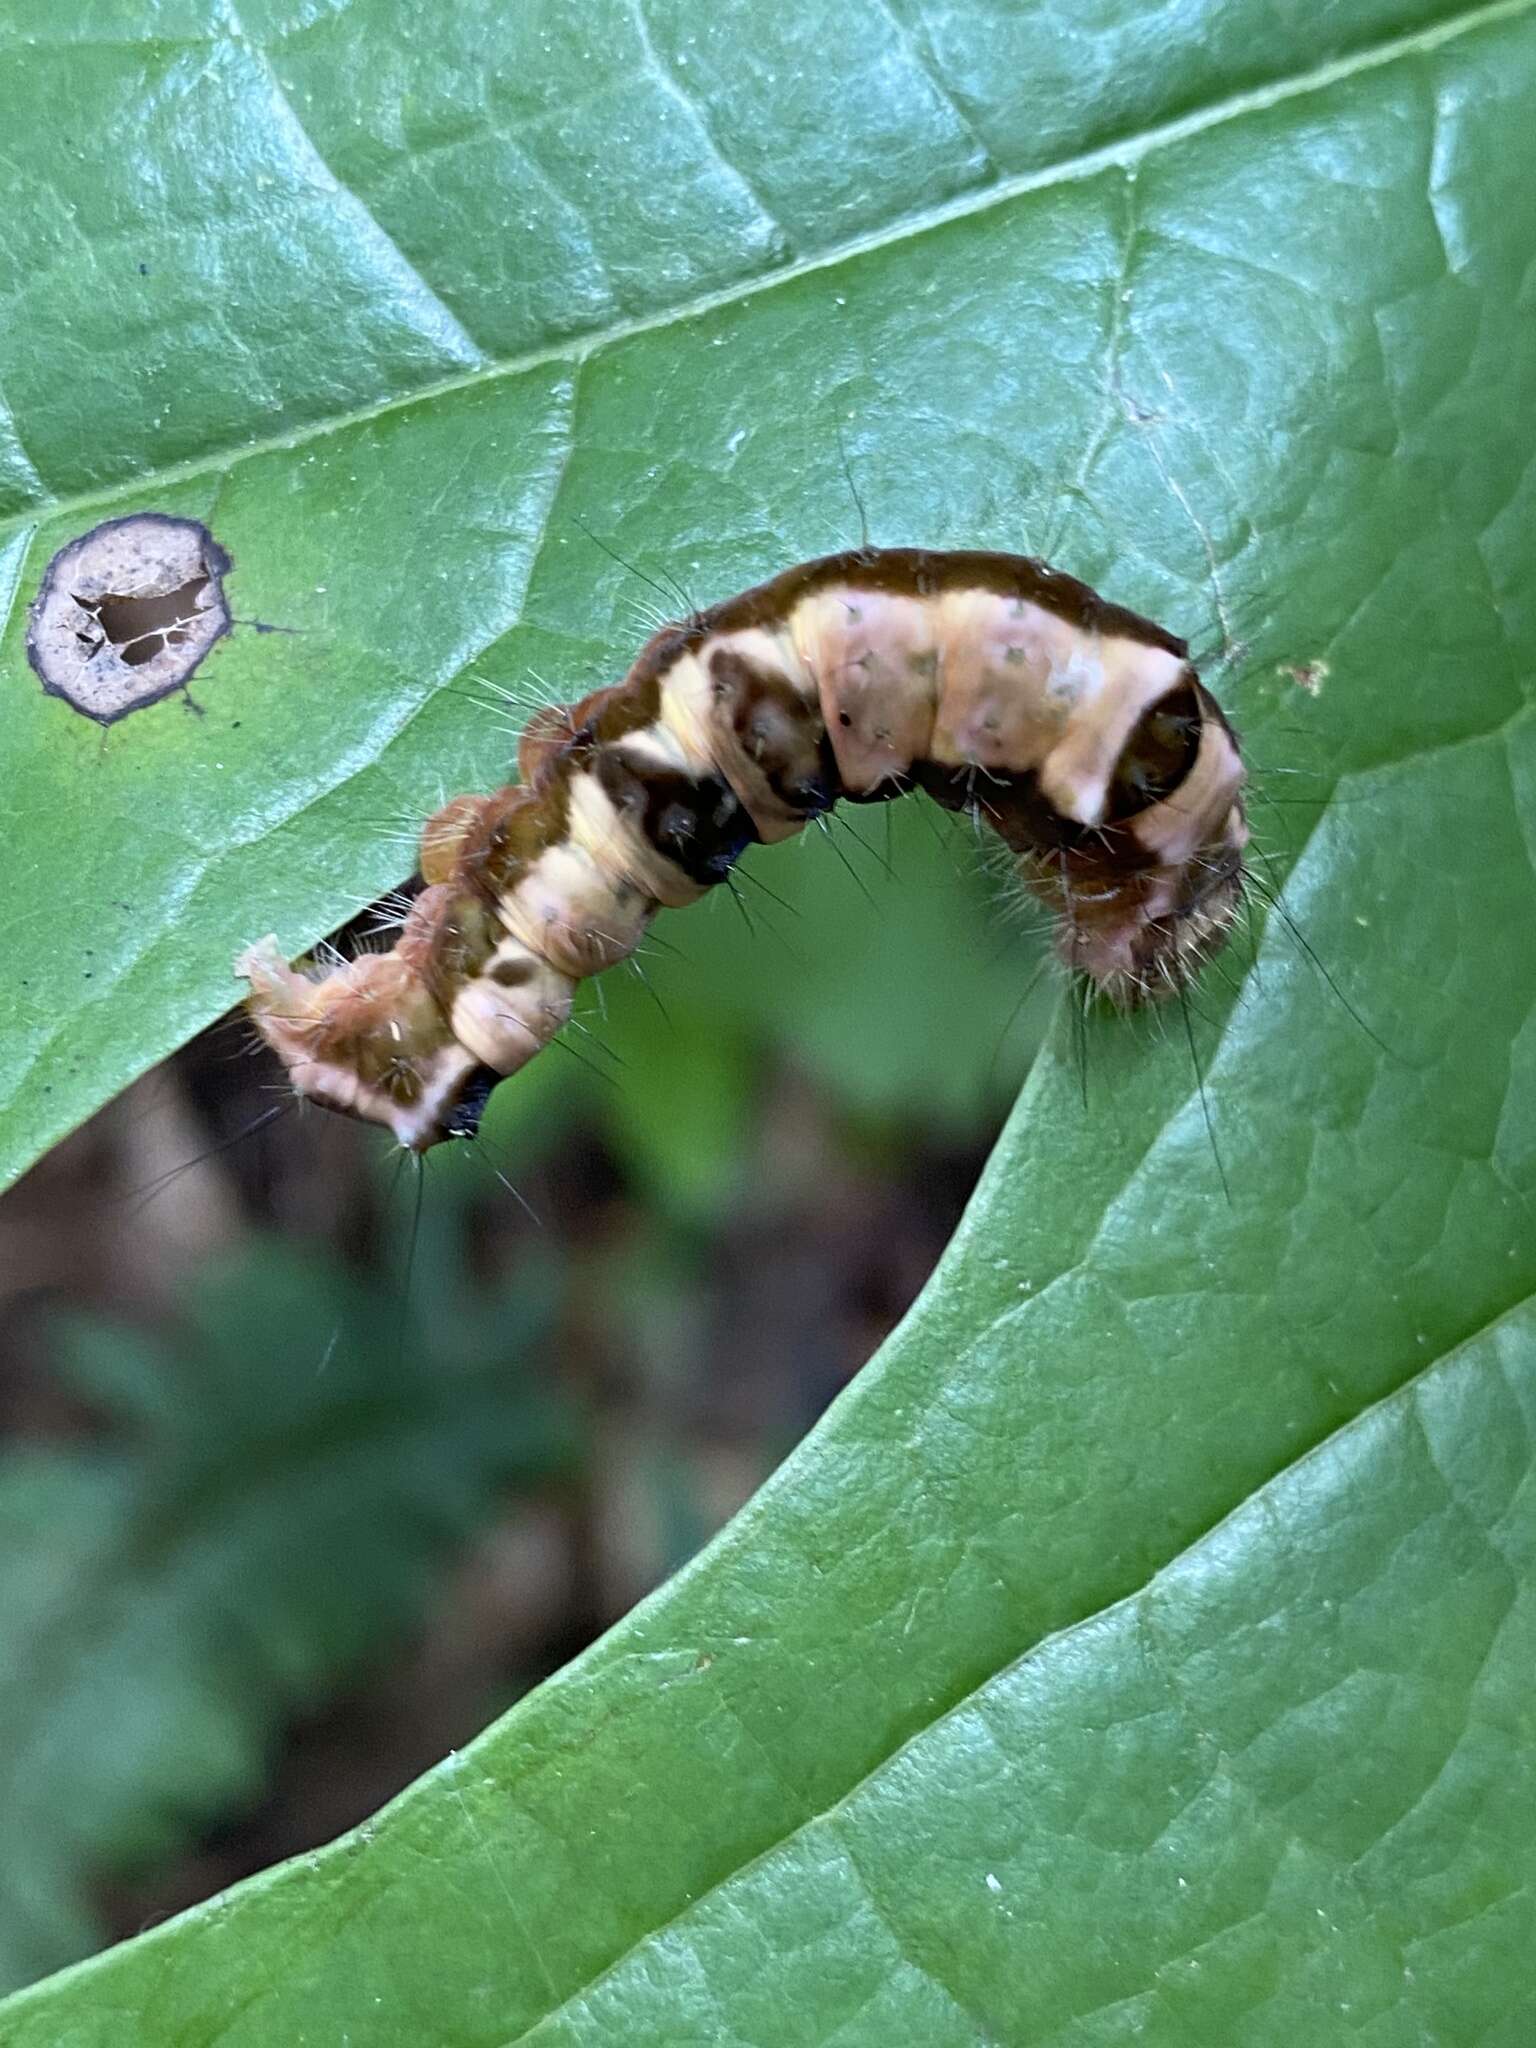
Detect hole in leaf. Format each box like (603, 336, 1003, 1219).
(27, 515, 233, 724)
(73, 577, 210, 668)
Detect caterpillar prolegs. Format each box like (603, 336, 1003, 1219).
(239, 548, 1249, 1152)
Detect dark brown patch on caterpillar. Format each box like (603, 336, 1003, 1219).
(708, 647, 841, 818)
(1103, 677, 1203, 821)
(594, 753, 760, 888)
(240, 547, 1248, 1151)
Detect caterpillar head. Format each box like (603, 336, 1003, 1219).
(1038, 675, 1249, 1006)
(238, 885, 507, 1151)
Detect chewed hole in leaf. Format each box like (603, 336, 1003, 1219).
(74, 577, 210, 667)
(26, 514, 232, 723)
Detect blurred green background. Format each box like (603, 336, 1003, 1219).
(0, 799, 1037, 1995)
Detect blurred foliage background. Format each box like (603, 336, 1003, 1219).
(0, 796, 1038, 1994)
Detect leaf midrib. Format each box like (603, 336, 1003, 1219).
(1, 0, 1525, 555)
(495, 1281, 1535, 2045)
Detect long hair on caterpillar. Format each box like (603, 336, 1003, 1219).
(239, 544, 1250, 1155)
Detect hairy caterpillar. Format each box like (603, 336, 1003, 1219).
(239, 547, 1248, 1152)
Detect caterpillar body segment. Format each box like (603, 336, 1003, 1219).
(240, 547, 1249, 1151)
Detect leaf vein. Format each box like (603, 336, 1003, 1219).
(2, 0, 1527, 553)
(222, 0, 488, 366)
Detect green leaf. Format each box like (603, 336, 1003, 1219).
(0, 1232, 568, 1995)
(5, 0, 1536, 2041)
(0, 0, 1052, 1190)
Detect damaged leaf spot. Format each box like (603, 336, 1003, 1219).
(1280, 658, 1329, 697)
(26, 514, 232, 724)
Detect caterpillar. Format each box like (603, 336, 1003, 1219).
(239, 547, 1249, 1152)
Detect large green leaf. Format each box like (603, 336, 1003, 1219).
(0, 0, 1500, 1188)
(5, 0, 1536, 2039)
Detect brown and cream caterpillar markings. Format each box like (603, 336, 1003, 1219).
(239, 547, 1249, 1152)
